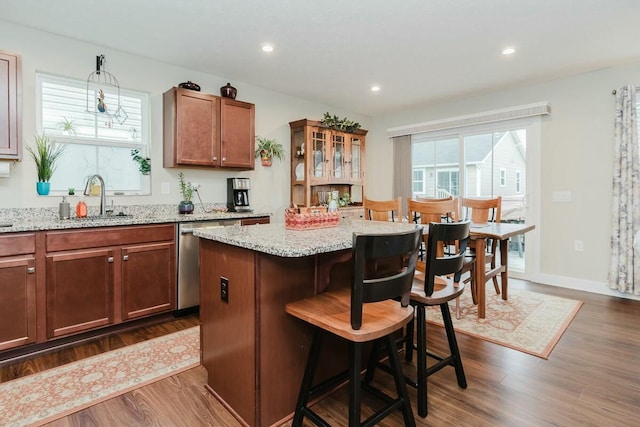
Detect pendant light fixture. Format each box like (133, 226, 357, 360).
(86, 54, 127, 125)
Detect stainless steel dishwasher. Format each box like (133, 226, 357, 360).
(177, 220, 241, 312)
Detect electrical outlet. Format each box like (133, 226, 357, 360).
(221, 277, 229, 303)
(574, 240, 584, 252)
(189, 181, 201, 191)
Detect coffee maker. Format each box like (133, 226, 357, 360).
(227, 178, 252, 212)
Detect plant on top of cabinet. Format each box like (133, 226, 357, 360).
(26, 133, 66, 195)
(321, 112, 361, 133)
(255, 136, 286, 167)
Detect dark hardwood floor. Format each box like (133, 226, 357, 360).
(2, 280, 639, 426)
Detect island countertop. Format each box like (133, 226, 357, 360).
(193, 219, 421, 257)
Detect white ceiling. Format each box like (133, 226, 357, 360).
(3, 0, 640, 117)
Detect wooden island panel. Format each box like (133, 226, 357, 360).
(199, 239, 352, 426)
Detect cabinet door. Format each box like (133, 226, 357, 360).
(347, 134, 365, 184)
(331, 131, 347, 181)
(121, 241, 175, 320)
(46, 249, 114, 338)
(220, 99, 255, 169)
(0, 51, 21, 160)
(175, 89, 221, 166)
(0, 256, 36, 351)
(309, 127, 330, 183)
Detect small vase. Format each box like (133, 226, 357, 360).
(261, 155, 272, 167)
(36, 181, 50, 196)
(220, 83, 237, 99)
(178, 201, 194, 214)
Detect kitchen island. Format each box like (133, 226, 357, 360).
(194, 219, 420, 427)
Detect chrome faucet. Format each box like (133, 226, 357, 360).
(84, 174, 107, 216)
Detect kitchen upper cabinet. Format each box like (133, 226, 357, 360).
(0, 234, 36, 351)
(289, 119, 367, 207)
(0, 51, 21, 160)
(163, 87, 255, 170)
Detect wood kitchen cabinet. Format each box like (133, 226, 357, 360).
(163, 87, 255, 169)
(44, 224, 175, 339)
(0, 234, 36, 351)
(0, 51, 21, 160)
(289, 119, 367, 207)
(121, 241, 175, 320)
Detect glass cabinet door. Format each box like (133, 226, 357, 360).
(332, 133, 345, 179)
(350, 136, 363, 182)
(311, 129, 329, 180)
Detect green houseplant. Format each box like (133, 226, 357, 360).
(255, 136, 286, 167)
(178, 172, 194, 214)
(26, 133, 66, 195)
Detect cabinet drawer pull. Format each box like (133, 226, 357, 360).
(123, 255, 129, 261)
(27, 267, 35, 274)
(108, 257, 114, 263)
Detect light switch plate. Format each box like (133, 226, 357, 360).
(553, 191, 571, 202)
(161, 182, 170, 194)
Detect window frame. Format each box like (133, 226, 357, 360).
(35, 72, 151, 196)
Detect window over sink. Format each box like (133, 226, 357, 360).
(36, 72, 151, 195)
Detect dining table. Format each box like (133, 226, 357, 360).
(469, 222, 535, 318)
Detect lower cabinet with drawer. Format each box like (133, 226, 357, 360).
(44, 224, 176, 339)
(0, 233, 37, 351)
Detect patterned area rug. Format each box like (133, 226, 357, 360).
(0, 326, 200, 427)
(426, 288, 583, 359)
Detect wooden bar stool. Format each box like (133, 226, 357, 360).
(366, 221, 471, 418)
(285, 227, 422, 427)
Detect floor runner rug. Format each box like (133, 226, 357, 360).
(426, 288, 583, 359)
(0, 326, 200, 427)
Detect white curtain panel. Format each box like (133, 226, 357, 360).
(609, 85, 640, 294)
(392, 135, 412, 217)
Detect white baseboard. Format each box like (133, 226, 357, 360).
(533, 273, 640, 301)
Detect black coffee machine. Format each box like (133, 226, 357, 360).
(227, 178, 252, 212)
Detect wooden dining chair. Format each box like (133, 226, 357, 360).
(406, 198, 475, 318)
(285, 227, 422, 427)
(365, 221, 471, 418)
(363, 196, 403, 222)
(459, 196, 502, 302)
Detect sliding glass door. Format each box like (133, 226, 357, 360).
(411, 118, 539, 278)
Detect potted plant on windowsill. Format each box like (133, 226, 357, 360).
(178, 172, 195, 214)
(26, 133, 66, 196)
(255, 136, 286, 167)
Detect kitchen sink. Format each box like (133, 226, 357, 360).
(69, 213, 134, 221)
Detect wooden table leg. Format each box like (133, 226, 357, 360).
(475, 238, 486, 319)
(500, 239, 509, 301)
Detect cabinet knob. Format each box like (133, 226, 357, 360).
(27, 267, 35, 274)
(213, 156, 218, 161)
(108, 257, 114, 263)
(222, 157, 226, 162)
(123, 255, 129, 261)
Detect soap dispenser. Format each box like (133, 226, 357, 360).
(59, 196, 70, 220)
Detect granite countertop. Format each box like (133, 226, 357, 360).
(0, 204, 271, 233)
(193, 219, 421, 257)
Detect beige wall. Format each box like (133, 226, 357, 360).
(0, 20, 370, 221)
(368, 61, 640, 299)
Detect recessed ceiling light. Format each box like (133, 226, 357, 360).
(371, 85, 380, 92)
(262, 45, 274, 53)
(502, 47, 516, 55)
